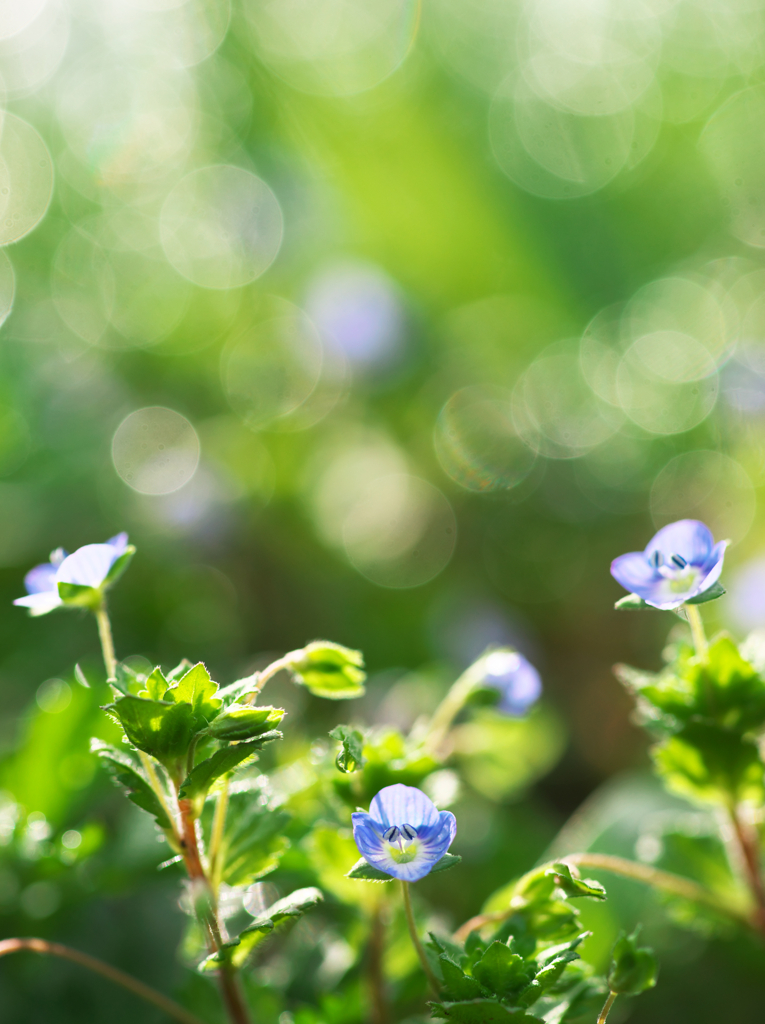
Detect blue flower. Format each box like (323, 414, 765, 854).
(611, 519, 728, 611)
(351, 784, 456, 882)
(14, 533, 133, 616)
(481, 649, 542, 716)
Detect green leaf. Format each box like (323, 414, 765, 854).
(614, 593, 656, 611)
(92, 740, 171, 830)
(329, 724, 366, 773)
(230, 887, 323, 969)
(607, 929, 658, 996)
(166, 662, 223, 726)
(217, 672, 260, 707)
(439, 956, 482, 1000)
(432, 852, 463, 874)
(346, 858, 394, 882)
(214, 788, 291, 886)
(652, 721, 765, 805)
(139, 667, 169, 702)
(286, 641, 366, 700)
(102, 546, 136, 588)
(429, 1000, 542, 1022)
(179, 740, 268, 799)
(207, 705, 285, 741)
(57, 581, 101, 609)
(472, 941, 535, 999)
(546, 863, 607, 901)
(104, 695, 196, 777)
(685, 582, 726, 605)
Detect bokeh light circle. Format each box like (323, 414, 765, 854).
(222, 308, 323, 430)
(160, 165, 283, 289)
(0, 113, 54, 244)
(512, 340, 621, 458)
(0, 0, 46, 42)
(0, 249, 15, 326)
(112, 406, 200, 495)
(342, 473, 457, 589)
(650, 451, 756, 545)
(434, 386, 536, 492)
(246, 0, 418, 97)
(616, 344, 719, 434)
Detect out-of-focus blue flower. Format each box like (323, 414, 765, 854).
(610, 519, 728, 611)
(14, 533, 132, 616)
(481, 649, 542, 715)
(351, 784, 456, 882)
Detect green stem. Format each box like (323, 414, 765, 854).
(597, 992, 617, 1024)
(424, 661, 485, 756)
(453, 853, 752, 942)
(0, 937, 208, 1024)
(401, 881, 439, 996)
(685, 603, 708, 660)
(247, 655, 291, 702)
(209, 777, 230, 889)
(95, 602, 117, 680)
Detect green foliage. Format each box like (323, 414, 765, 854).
(652, 724, 765, 806)
(178, 740, 268, 800)
(208, 705, 284, 741)
(286, 641, 366, 699)
(329, 724, 366, 773)
(213, 786, 291, 887)
(607, 929, 658, 996)
(332, 727, 441, 806)
(546, 863, 607, 901)
(91, 740, 172, 830)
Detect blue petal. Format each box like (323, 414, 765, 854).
(14, 591, 63, 615)
(484, 651, 542, 716)
(611, 551, 659, 592)
(351, 808, 457, 882)
(647, 520, 713, 567)
(369, 784, 439, 830)
(697, 540, 728, 591)
(107, 532, 129, 554)
(24, 562, 58, 595)
(56, 543, 121, 589)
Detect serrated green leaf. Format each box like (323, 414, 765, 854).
(214, 789, 291, 887)
(652, 721, 765, 805)
(286, 640, 366, 700)
(104, 695, 195, 777)
(472, 941, 535, 999)
(217, 672, 260, 706)
(685, 582, 726, 605)
(92, 740, 171, 830)
(607, 929, 658, 996)
(208, 705, 285, 741)
(179, 740, 268, 799)
(546, 863, 607, 901)
(229, 887, 323, 969)
(329, 724, 366, 773)
(429, 1000, 542, 1022)
(139, 667, 169, 702)
(440, 956, 482, 1000)
(166, 662, 222, 724)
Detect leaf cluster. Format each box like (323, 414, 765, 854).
(615, 635, 765, 806)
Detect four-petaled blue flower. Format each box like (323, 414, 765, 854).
(14, 533, 132, 616)
(481, 649, 542, 716)
(610, 519, 728, 611)
(352, 784, 456, 882)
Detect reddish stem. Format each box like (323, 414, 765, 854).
(729, 806, 765, 935)
(0, 937, 206, 1024)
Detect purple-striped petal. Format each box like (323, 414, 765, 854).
(56, 543, 121, 589)
(611, 551, 660, 593)
(647, 520, 713, 565)
(369, 784, 439, 831)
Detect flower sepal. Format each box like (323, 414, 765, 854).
(347, 851, 462, 882)
(57, 581, 103, 610)
(614, 593, 657, 611)
(684, 581, 726, 605)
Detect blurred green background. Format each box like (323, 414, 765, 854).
(2, 0, 765, 1020)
